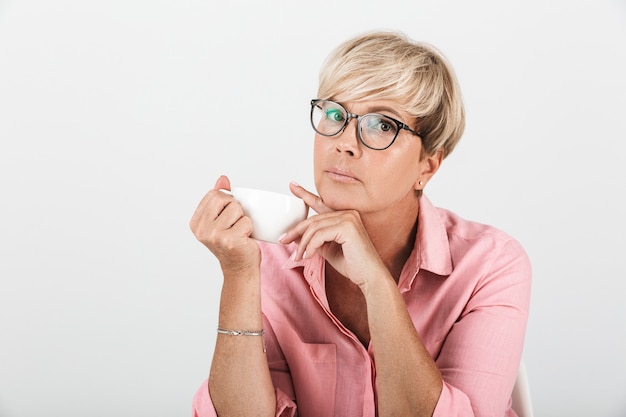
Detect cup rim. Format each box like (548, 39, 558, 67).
(231, 186, 302, 202)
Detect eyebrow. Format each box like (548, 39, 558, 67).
(366, 106, 404, 119)
(339, 101, 405, 120)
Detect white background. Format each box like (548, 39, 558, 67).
(1, 1, 625, 416)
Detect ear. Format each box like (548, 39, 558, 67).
(414, 148, 443, 191)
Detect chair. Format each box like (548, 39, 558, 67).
(511, 360, 534, 417)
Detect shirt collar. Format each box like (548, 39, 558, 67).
(397, 194, 453, 291)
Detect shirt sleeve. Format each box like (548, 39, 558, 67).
(191, 380, 216, 417)
(191, 379, 297, 417)
(432, 238, 532, 417)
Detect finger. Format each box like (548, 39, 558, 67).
(190, 187, 236, 234)
(212, 199, 245, 230)
(292, 214, 346, 260)
(214, 175, 231, 191)
(279, 211, 325, 245)
(279, 209, 343, 245)
(209, 205, 252, 241)
(289, 182, 332, 214)
(196, 200, 249, 246)
(299, 228, 340, 261)
(226, 214, 254, 239)
(191, 175, 232, 225)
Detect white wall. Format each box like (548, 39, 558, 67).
(1, 1, 625, 416)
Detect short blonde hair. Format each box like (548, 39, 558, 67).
(317, 31, 465, 158)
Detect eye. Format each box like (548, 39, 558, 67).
(378, 121, 393, 132)
(325, 107, 345, 123)
(365, 115, 398, 134)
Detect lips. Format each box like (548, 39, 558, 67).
(325, 167, 360, 183)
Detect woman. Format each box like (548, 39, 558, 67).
(190, 30, 531, 417)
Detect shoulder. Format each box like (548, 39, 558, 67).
(436, 206, 518, 246)
(436, 206, 531, 284)
(425, 198, 530, 274)
(419, 195, 527, 258)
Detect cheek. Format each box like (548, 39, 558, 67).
(313, 136, 326, 184)
(313, 136, 322, 165)
(383, 150, 422, 187)
(313, 133, 334, 158)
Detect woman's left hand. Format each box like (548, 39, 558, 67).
(280, 183, 389, 294)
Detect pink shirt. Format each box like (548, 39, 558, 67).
(192, 195, 531, 417)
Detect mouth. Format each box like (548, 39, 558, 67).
(325, 167, 360, 183)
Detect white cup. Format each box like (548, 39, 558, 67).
(222, 187, 308, 243)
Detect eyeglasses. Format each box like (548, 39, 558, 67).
(310, 99, 421, 150)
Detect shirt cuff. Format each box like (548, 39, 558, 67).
(192, 379, 217, 417)
(191, 379, 297, 417)
(275, 386, 297, 417)
(432, 382, 474, 417)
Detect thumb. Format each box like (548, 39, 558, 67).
(213, 175, 231, 191)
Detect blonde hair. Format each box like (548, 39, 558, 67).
(317, 30, 465, 158)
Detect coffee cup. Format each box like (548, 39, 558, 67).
(221, 187, 308, 243)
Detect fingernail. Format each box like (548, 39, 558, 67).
(290, 181, 300, 187)
(278, 233, 287, 243)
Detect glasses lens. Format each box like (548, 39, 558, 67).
(359, 114, 399, 150)
(311, 100, 347, 136)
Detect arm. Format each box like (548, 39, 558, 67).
(433, 238, 531, 416)
(364, 274, 443, 416)
(281, 187, 442, 417)
(192, 318, 297, 417)
(281, 185, 530, 417)
(366, 236, 531, 416)
(210, 262, 275, 416)
(189, 175, 275, 417)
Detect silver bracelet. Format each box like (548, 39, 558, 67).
(217, 327, 266, 352)
(217, 327, 265, 336)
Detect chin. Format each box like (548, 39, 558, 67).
(319, 191, 360, 212)
(316, 178, 363, 210)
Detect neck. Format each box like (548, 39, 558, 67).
(360, 197, 419, 281)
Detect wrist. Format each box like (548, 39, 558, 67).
(218, 273, 263, 330)
(216, 239, 261, 274)
(361, 271, 398, 303)
(219, 248, 262, 281)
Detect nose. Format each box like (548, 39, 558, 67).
(335, 115, 362, 157)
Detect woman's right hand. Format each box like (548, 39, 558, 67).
(189, 175, 261, 275)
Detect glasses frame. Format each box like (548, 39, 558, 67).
(310, 99, 421, 151)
